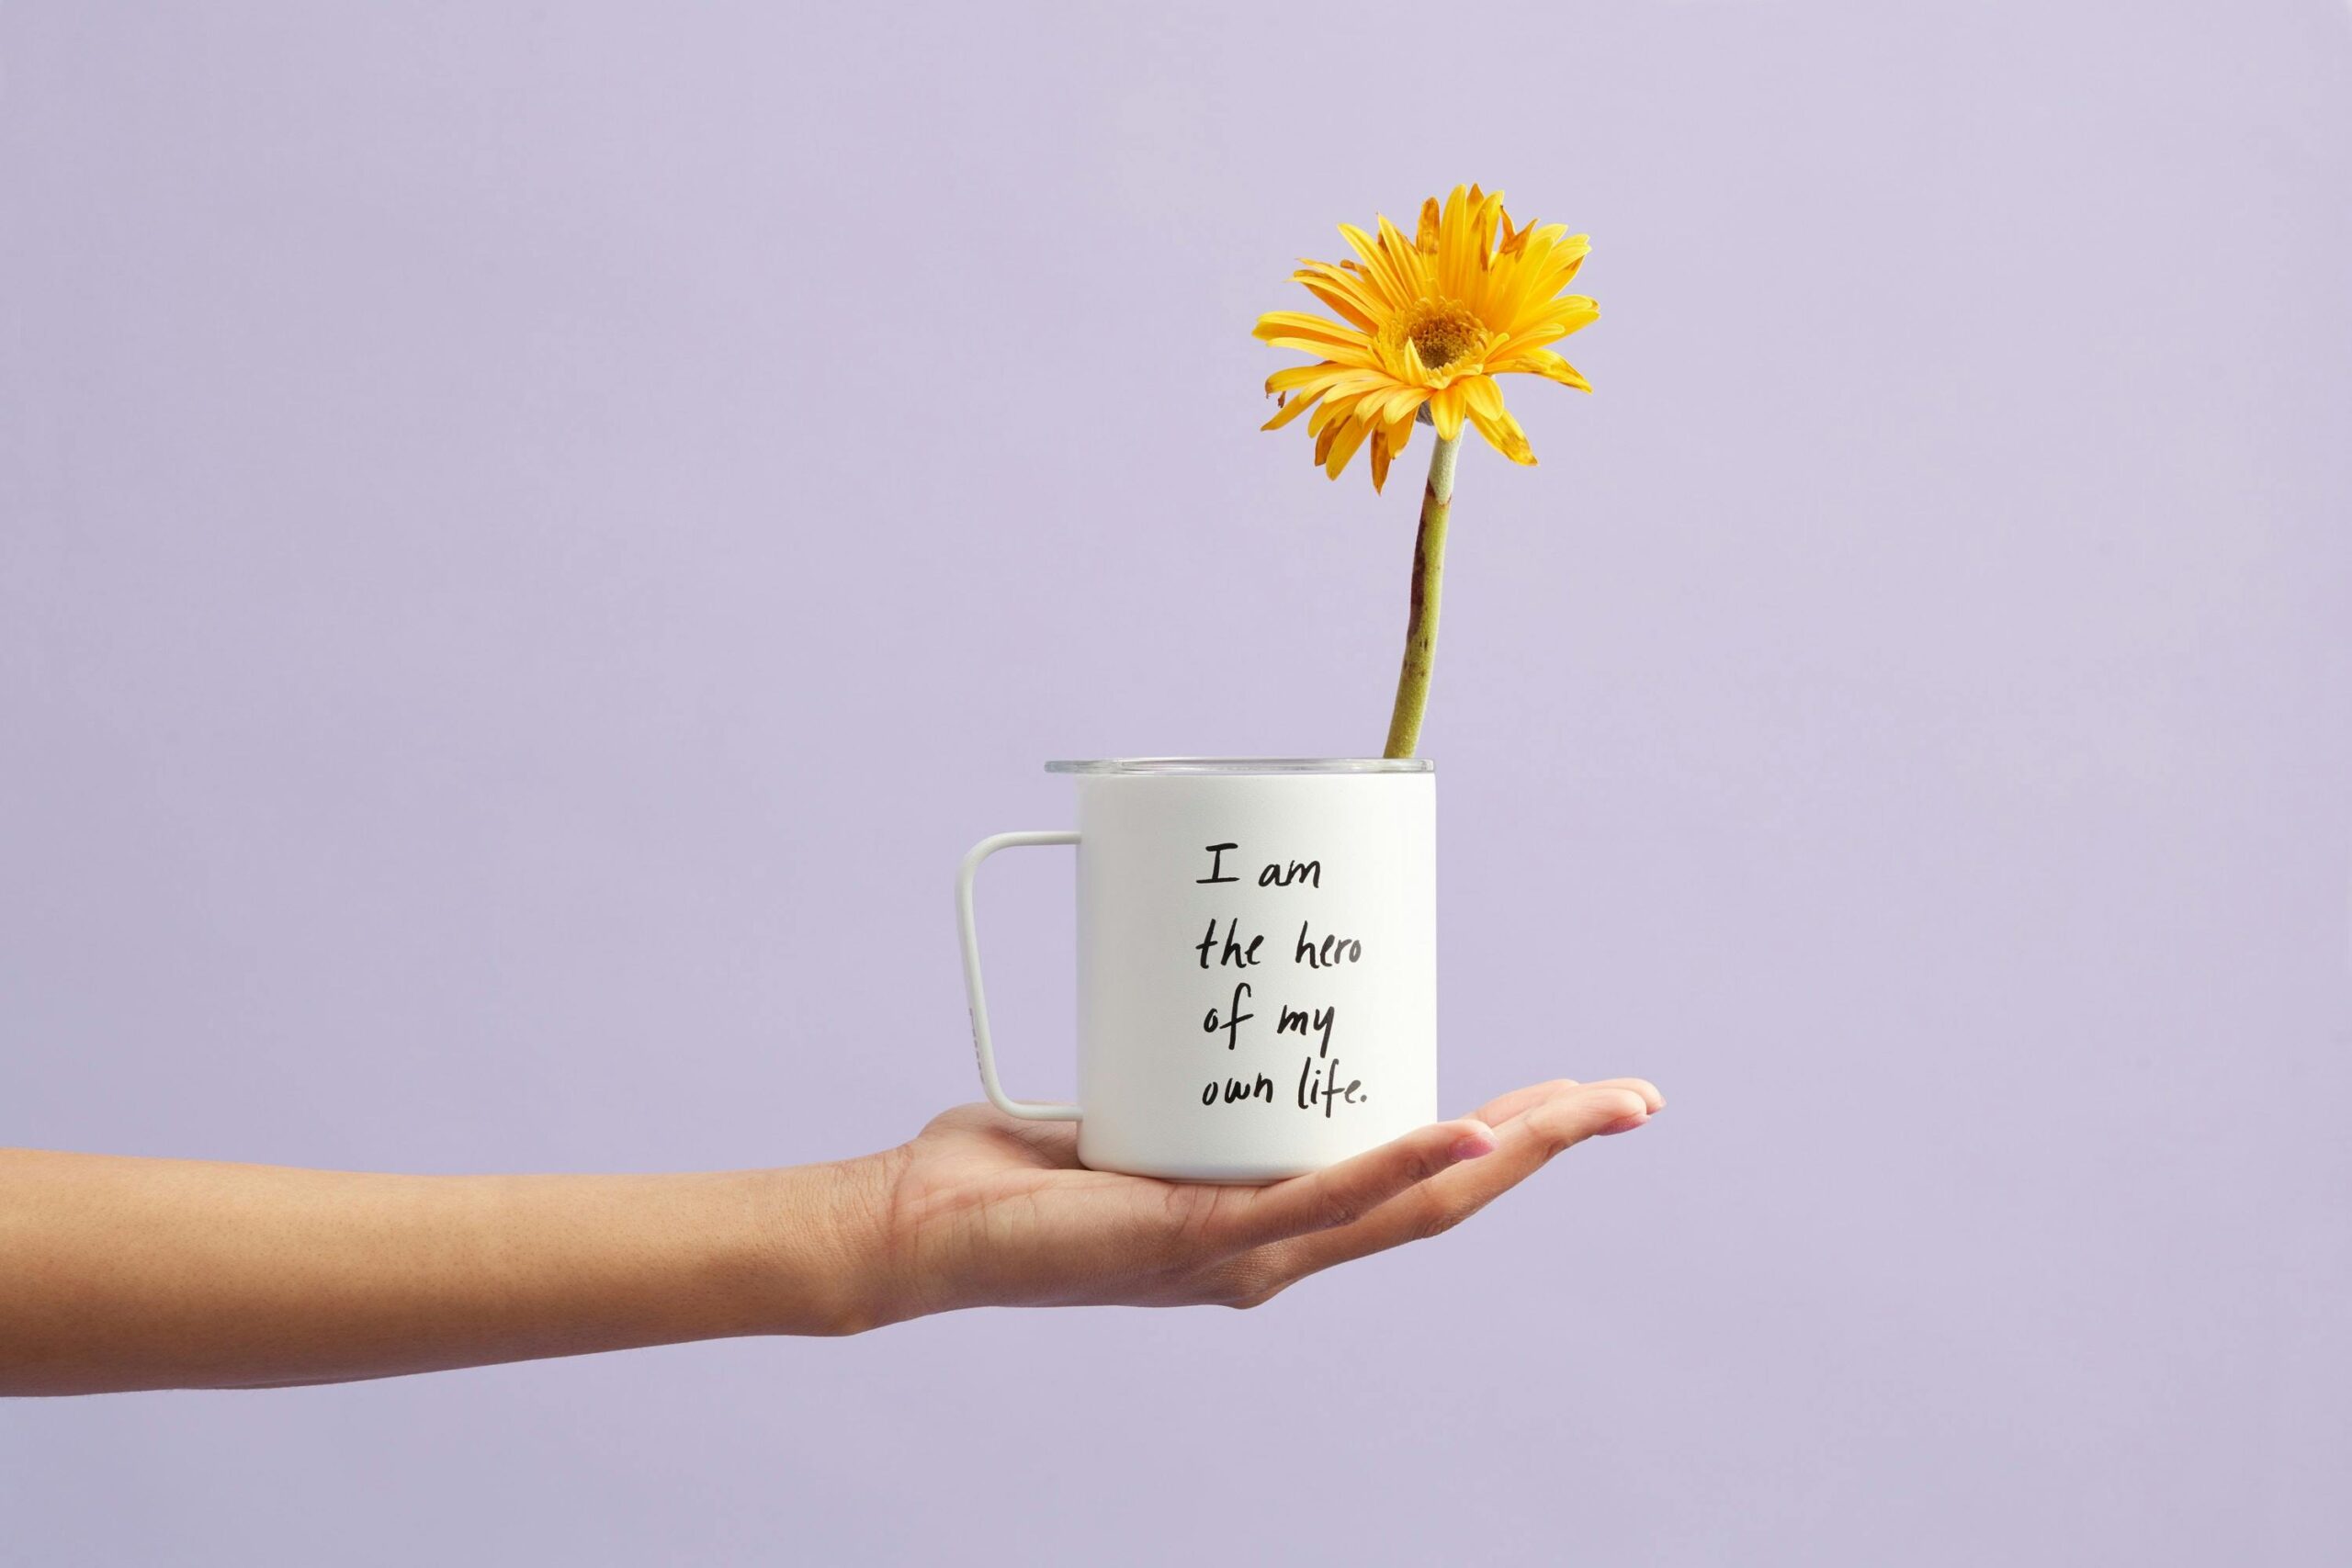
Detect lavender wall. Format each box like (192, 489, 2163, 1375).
(5, 3, 2348, 1562)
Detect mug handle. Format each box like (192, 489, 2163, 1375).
(956, 830, 1083, 1121)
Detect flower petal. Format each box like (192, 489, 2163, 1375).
(1483, 321, 1571, 365)
(1429, 384, 1465, 441)
(1295, 276, 1380, 333)
(1266, 364, 1340, 394)
(1467, 401, 1543, 463)
(1308, 394, 1356, 438)
(1534, 296, 1600, 334)
(1376, 213, 1432, 299)
(1509, 349, 1594, 392)
(1467, 388, 1543, 465)
(1261, 391, 1323, 431)
(1459, 373, 1506, 424)
(1322, 413, 1374, 479)
(1377, 384, 1430, 426)
(1261, 335, 1380, 367)
(1382, 412, 1417, 472)
(1338, 223, 1416, 309)
(1253, 310, 1370, 349)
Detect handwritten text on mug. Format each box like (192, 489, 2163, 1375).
(1191, 841, 1369, 1118)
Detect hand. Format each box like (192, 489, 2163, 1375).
(842, 1077, 1664, 1324)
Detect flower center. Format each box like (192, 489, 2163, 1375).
(1403, 300, 1484, 373)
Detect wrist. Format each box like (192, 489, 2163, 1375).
(740, 1154, 907, 1337)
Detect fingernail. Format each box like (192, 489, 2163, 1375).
(1597, 1111, 1650, 1135)
(1448, 1130, 1498, 1161)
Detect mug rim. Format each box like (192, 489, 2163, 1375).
(1044, 757, 1433, 775)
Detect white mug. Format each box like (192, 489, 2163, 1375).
(956, 758, 1437, 1182)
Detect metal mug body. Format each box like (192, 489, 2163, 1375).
(958, 759, 1436, 1183)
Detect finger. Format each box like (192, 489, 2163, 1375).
(1274, 1081, 1657, 1278)
(1470, 1077, 1665, 1128)
(1522, 1082, 1658, 1141)
(1205, 1116, 1500, 1252)
(1579, 1077, 1666, 1115)
(1471, 1078, 1578, 1126)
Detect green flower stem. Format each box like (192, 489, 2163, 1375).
(1382, 431, 1461, 760)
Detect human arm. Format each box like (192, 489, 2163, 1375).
(0, 1076, 1659, 1395)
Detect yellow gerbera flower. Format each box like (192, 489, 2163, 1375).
(1254, 185, 1598, 491)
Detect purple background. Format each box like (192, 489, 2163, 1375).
(5, 2, 2348, 1562)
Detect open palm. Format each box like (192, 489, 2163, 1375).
(856, 1076, 1662, 1320)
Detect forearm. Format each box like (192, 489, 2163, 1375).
(0, 1148, 883, 1395)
